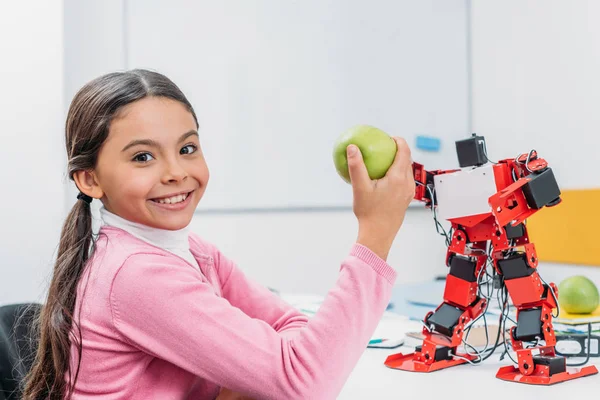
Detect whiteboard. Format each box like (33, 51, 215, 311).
(126, 0, 470, 210)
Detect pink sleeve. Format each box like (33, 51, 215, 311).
(110, 244, 396, 400)
(208, 244, 309, 338)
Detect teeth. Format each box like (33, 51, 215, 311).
(156, 193, 188, 204)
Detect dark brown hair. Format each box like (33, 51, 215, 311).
(22, 69, 198, 399)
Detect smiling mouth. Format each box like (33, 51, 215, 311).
(150, 191, 193, 205)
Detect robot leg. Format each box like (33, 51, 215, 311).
(493, 251, 598, 384)
(385, 253, 487, 372)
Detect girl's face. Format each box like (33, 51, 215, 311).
(92, 96, 209, 230)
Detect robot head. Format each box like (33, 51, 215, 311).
(455, 134, 488, 168)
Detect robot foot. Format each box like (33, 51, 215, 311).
(496, 355, 598, 385)
(384, 345, 477, 373)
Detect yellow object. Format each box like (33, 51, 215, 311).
(555, 305, 600, 325)
(527, 189, 600, 266)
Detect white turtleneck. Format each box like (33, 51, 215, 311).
(99, 206, 197, 267)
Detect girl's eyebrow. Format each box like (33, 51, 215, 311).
(121, 130, 199, 152)
(179, 130, 199, 143)
(121, 138, 159, 152)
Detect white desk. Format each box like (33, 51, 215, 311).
(340, 318, 600, 400)
(282, 289, 600, 399)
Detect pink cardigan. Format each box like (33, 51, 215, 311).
(67, 226, 397, 399)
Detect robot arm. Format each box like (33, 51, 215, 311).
(488, 151, 562, 228)
(412, 162, 433, 206)
(412, 162, 459, 207)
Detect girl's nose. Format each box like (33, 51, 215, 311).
(162, 159, 188, 183)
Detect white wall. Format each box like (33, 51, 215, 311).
(0, 0, 127, 304)
(125, 0, 470, 211)
(63, 0, 126, 214)
(470, 0, 600, 284)
(471, 0, 600, 190)
(0, 1, 66, 304)
(190, 209, 448, 296)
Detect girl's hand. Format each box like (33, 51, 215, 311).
(347, 137, 415, 261)
(216, 388, 255, 400)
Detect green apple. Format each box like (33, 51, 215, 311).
(558, 275, 600, 314)
(333, 125, 397, 184)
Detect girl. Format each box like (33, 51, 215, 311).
(23, 69, 415, 400)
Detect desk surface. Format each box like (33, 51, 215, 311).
(338, 284, 600, 400)
(341, 345, 599, 399)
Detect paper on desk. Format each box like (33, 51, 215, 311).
(554, 322, 600, 334)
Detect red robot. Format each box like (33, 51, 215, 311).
(384, 134, 598, 385)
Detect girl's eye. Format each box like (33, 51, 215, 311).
(180, 144, 197, 155)
(133, 152, 155, 163)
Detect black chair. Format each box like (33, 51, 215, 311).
(0, 303, 41, 400)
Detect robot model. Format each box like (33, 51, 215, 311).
(384, 134, 598, 385)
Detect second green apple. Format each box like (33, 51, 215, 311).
(333, 125, 397, 184)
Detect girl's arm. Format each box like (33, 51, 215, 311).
(110, 244, 395, 400)
(198, 238, 309, 338)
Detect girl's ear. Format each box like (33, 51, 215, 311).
(73, 170, 104, 199)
